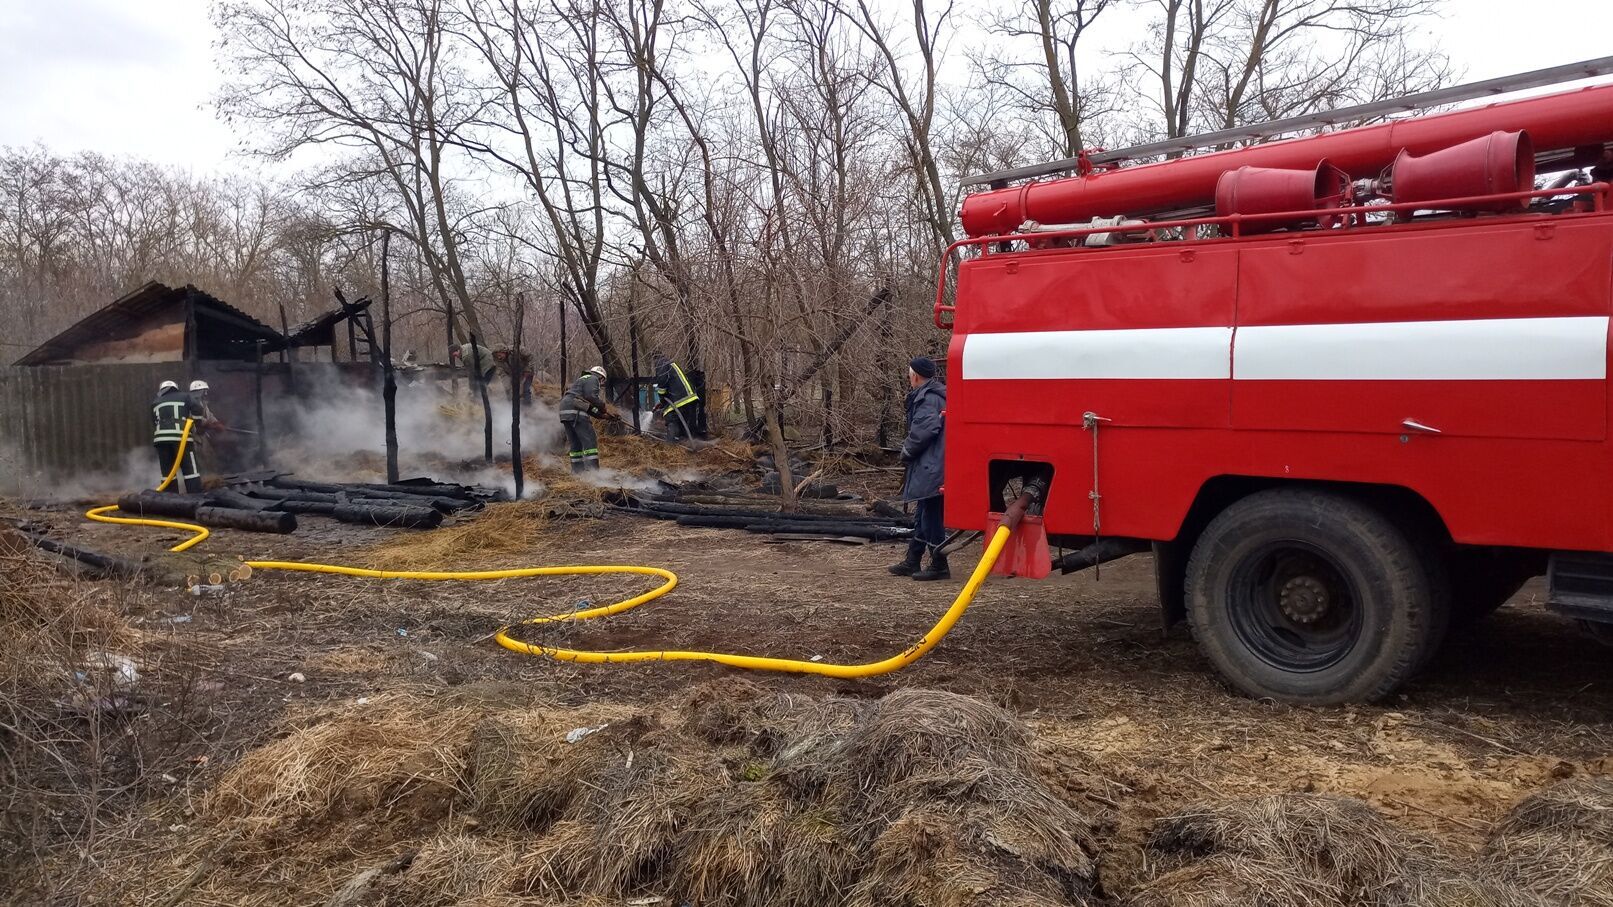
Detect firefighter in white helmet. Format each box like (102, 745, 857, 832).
(151, 380, 203, 493)
(558, 366, 611, 472)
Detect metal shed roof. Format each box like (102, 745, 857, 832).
(15, 282, 283, 366)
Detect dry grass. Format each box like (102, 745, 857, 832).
(1129, 794, 1539, 907)
(1484, 777, 1613, 906)
(201, 694, 479, 849)
(121, 680, 1099, 907)
(361, 501, 557, 570)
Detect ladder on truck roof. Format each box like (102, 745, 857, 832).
(962, 55, 1613, 188)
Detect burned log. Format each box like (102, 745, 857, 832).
(330, 504, 443, 529)
(671, 514, 908, 540)
(117, 492, 205, 519)
(192, 507, 297, 534)
(19, 532, 178, 582)
(634, 500, 909, 527)
(205, 489, 277, 512)
(249, 485, 463, 513)
(271, 500, 338, 516)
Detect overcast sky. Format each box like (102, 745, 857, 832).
(0, 0, 1607, 174)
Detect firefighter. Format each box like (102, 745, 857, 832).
(889, 356, 949, 581)
(151, 380, 203, 493)
(559, 365, 610, 472)
(188, 380, 219, 424)
(653, 352, 700, 442)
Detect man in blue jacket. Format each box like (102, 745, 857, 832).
(889, 356, 949, 581)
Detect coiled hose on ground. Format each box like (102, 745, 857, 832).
(83, 419, 1021, 677)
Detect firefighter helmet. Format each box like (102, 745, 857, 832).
(189, 380, 210, 393)
(589, 365, 607, 379)
(158, 380, 178, 393)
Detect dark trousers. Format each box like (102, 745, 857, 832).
(154, 442, 200, 494)
(663, 406, 693, 443)
(913, 495, 945, 553)
(561, 416, 599, 472)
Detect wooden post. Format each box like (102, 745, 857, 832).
(277, 302, 291, 364)
(471, 332, 493, 463)
(510, 293, 525, 499)
(381, 233, 399, 484)
(254, 340, 267, 467)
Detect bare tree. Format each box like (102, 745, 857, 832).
(215, 0, 490, 340)
(1126, 0, 1450, 141)
(978, 0, 1118, 157)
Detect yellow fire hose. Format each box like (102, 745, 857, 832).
(82, 419, 1019, 677)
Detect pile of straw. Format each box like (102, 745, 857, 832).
(202, 695, 479, 850)
(262, 679, 1097, 907)
(1484, 777, 1613, 906)
(1129, 794, 1537, 907)
(361, 501, 555, 570)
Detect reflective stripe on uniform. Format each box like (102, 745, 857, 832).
(153, 400, 189, 441)
(665, 363, 699, 410)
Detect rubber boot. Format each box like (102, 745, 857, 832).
(912, 550, 951, 581)
(888, 540, 924, 576)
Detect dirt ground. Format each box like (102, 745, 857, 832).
(7, 485, 1613, 904)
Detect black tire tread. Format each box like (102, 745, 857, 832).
(1184, 488, 1433, 705)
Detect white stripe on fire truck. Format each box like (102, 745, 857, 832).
(961, 326, 1234, 380)
(961, 316, 1609, 382)
(1234, 316, 1608, 381)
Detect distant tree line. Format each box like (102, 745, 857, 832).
(0, 0, 1448, 447)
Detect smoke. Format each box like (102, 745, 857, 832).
(264, 375, 565, 498)
(2, 443, 158, 502)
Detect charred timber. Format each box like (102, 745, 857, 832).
(253, 484, 468, 512)
(117, 492, 205, 519)
(23, 533, 147, 579)
(192, 507, 297, 534)
(330, 504, 443, 529)
(671, 514, 908, 539)
(205, 489, 276, 512)
(643, 501, 909, 527)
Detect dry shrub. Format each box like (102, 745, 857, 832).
(202, 695, 477, 847)
(362, 501, 554, 570)
(1484, 777, 1613, 906)
(0, 548, 146, 893)
(1130, 794, 1536, 907)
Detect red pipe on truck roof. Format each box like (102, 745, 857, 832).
(959, 83, 1613, 237)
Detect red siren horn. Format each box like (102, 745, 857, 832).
(1215, 160, 1352, 233)
(1389, 130, 1535, 210)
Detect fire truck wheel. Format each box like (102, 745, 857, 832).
(1185, 489, 1434, 705)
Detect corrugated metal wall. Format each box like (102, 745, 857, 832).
(0, 363, 182, 494)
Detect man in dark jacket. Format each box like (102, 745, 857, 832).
(653, 352, 700, 443)
(890, 356, 949, 580)
(559, 366, 610, 472)
(151, 380, 203, 493)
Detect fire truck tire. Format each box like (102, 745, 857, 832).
(1185, 489, 1434, 705)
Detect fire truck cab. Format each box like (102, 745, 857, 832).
(941, 71, 1613, 704)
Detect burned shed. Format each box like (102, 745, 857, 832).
(1, 283, 291, 493)
(15, 282, 283, 367)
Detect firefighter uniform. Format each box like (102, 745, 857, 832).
(653, 354, 700, 442)
(559, 367, 608, 472)
(152, 382, 203, 493)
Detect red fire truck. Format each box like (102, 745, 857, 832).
(940, 58, 1613, 704)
